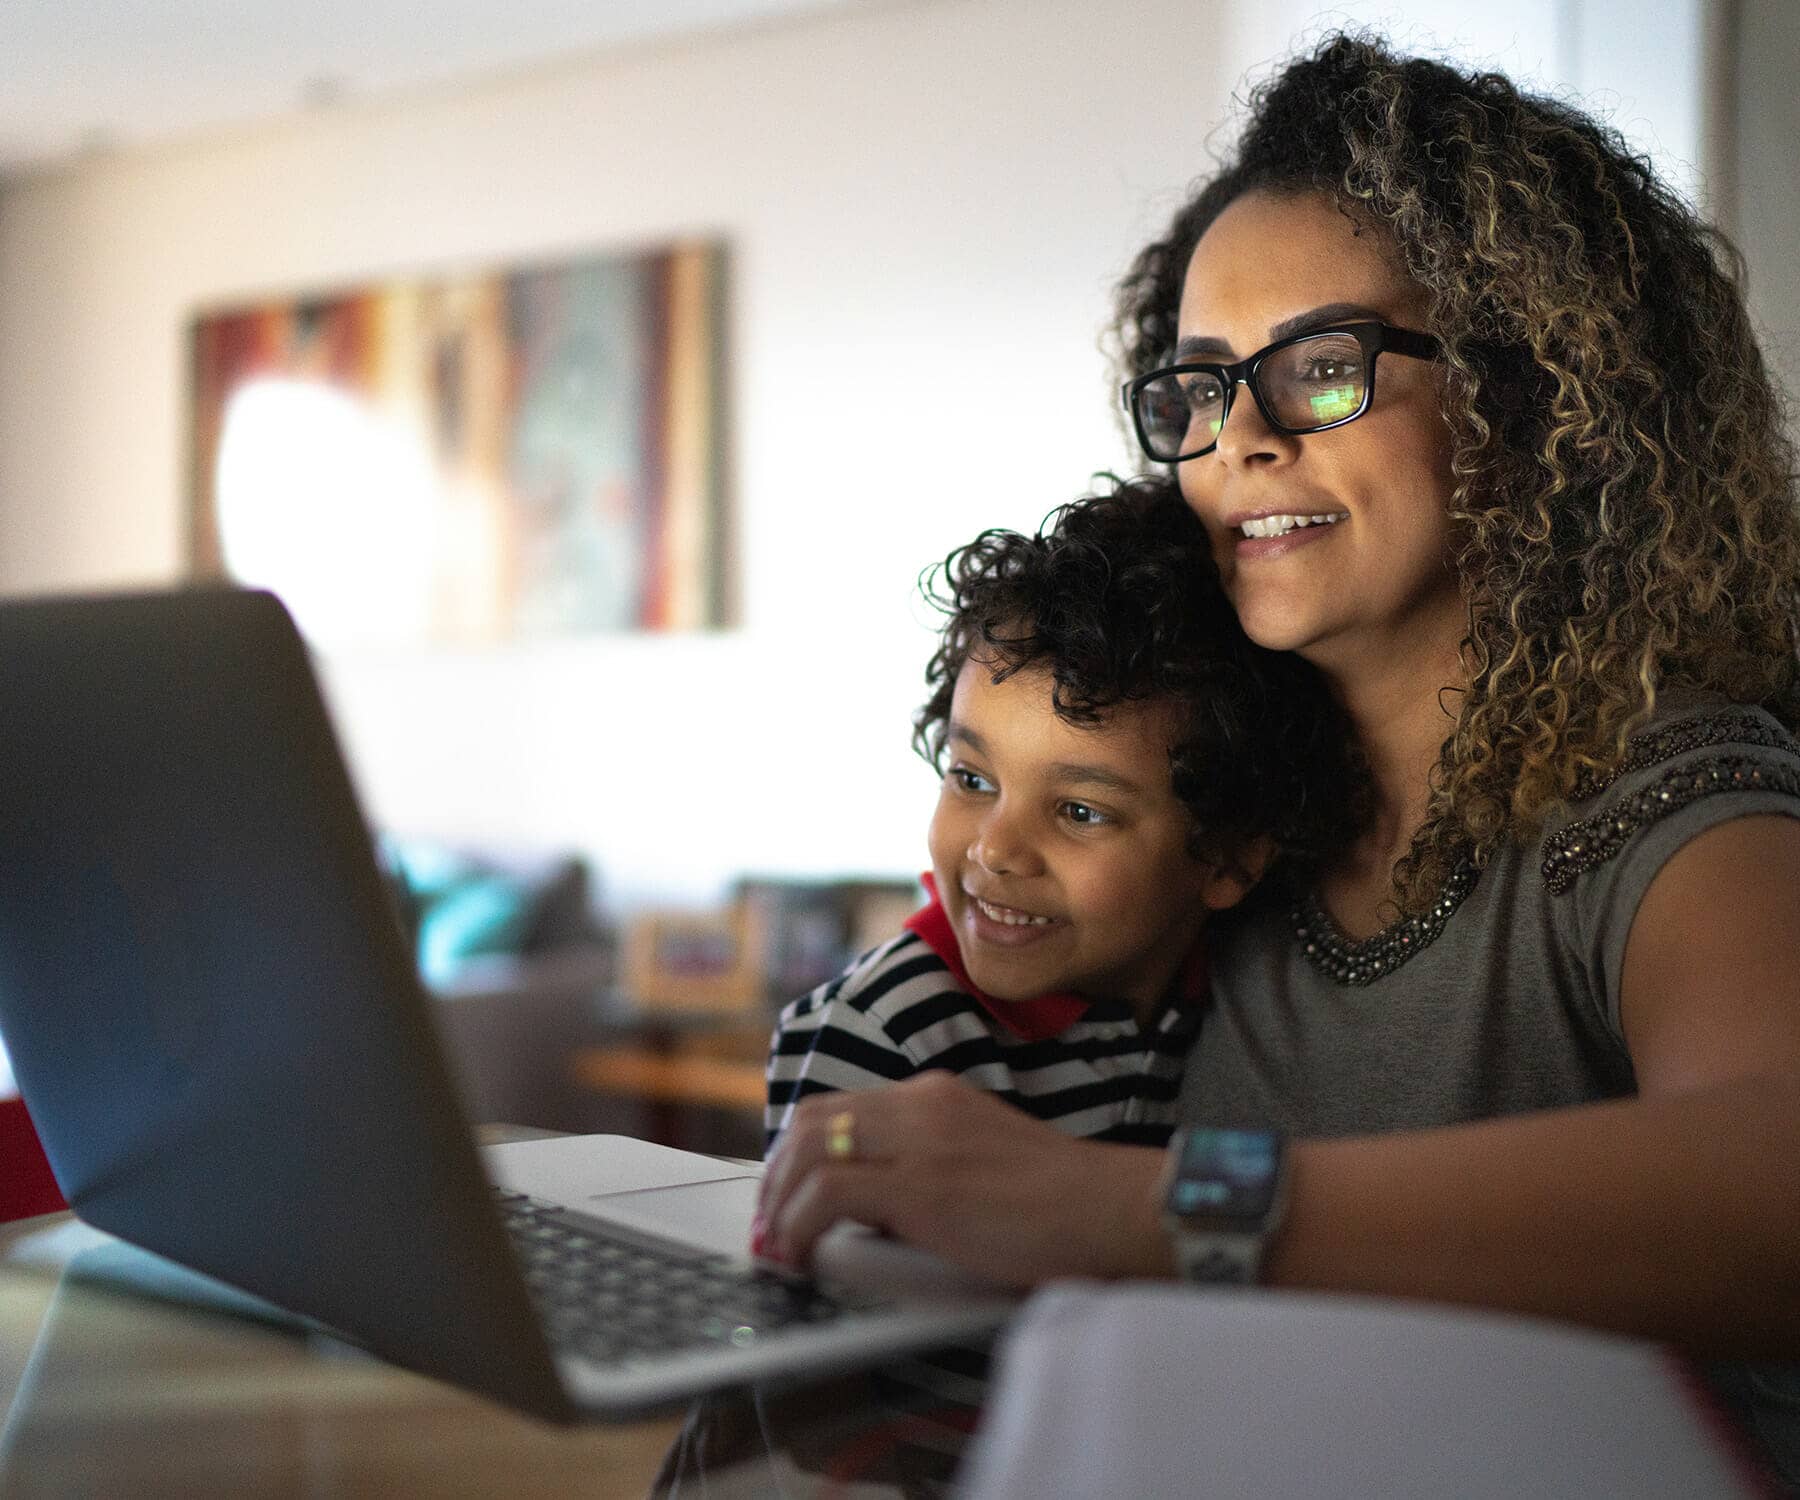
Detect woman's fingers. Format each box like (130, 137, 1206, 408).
(767, 1160, 906, 1269)
(754, 1075, 943, 1258)
(756, 1072, 1172, 1284)
(759, 1087, 897, 1223)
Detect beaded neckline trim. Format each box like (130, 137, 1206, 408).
(1290, 858, 1478, 988)
(1544, 710, 1800, 896)
(1567, 709, 1794, 801)
(1542, 753, 1800, 895)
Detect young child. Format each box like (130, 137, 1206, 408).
(764, 475, 1359, 1154)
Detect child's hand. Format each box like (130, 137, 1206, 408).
(755, 1072, 1173, 1287)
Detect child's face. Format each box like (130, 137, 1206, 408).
(927, 658, 1253, 1009)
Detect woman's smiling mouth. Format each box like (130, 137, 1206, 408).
(1227, 509, 1349, 560)
(1236, 510, 1347, 538)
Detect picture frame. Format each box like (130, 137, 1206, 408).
(189, 240, 729, 646)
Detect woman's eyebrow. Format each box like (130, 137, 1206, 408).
(1174, 301, 1386, 361)
(1268, 301, 1385, 341)
(1173, 331, 1234, 360)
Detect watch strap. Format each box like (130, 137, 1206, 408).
(1170, 1231, 1262, 1285)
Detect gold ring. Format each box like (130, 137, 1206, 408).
(826, 1109, 857, 1161)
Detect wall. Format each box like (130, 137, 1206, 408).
(1735, 0, 1800, 441)
(0, 0, 1707, 912)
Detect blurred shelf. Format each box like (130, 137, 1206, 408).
(571, 1046, 765, 1114)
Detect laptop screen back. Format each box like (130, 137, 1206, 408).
(0, 587, 569, 1418)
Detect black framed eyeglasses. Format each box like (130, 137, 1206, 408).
(1121, 321, 1442, 463)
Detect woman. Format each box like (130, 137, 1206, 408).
(758, 34, 1800, 1483)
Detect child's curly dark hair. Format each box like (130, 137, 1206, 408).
(912, 475, 1364, 870)
(1112, 32, 1800, 910)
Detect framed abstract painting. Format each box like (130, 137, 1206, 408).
(189, 240, 728, 646)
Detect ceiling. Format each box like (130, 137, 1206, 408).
(0, 0, 860, 180)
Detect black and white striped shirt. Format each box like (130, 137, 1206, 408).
(763, 909, 1204, 1154)
(762, 898, 1206, 1457)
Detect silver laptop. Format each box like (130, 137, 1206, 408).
(0, 586, 1013, 1420)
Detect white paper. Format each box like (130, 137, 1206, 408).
(958, 1284, 1760, 1499)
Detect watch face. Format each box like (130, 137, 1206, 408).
(1169, 1128, 1281, 1219)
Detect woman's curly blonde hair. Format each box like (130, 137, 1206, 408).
(1113, 32, 1800, 911)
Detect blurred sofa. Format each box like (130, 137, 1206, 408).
(383, 839, 616, 1131)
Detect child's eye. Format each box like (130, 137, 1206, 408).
(948, 766, 995, 795)
(1061, 801, 1111, 827)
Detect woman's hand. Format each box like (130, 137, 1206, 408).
(755, 1071, 1174, 1287)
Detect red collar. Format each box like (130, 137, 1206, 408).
(902, 873, 1208, 1042)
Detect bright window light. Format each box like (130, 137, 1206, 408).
(213, 376, 439, 648)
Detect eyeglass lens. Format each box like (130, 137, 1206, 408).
(1136, 330, 1370, 460)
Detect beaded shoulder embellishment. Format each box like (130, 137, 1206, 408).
(1567, 709, 1796, 802)
(1290, 858, 1478, 987)
(1543, 753, 1800, 895)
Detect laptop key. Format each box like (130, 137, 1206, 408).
(495, 1192, 896, 1368)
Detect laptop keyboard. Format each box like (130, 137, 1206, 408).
(498, 1191, 887, 1367)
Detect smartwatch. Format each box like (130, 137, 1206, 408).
(1160, 1126, 1288, 1284)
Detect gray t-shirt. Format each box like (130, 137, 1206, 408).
(1182, 695, 1800, 1133)
(1179, 695, 1800, 1490)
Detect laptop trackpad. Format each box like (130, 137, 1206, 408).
(588, 1175, 761, 1259)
